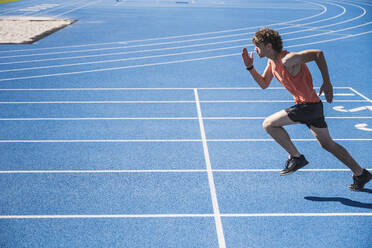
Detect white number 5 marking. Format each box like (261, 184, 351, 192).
(355, 123, 372, 132)
(333, 106, 372, 112)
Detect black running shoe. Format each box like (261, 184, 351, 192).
(349, 169, 372, 191)
(280, 155, 309, 175)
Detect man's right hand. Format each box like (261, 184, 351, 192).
(242, 48, 254, 68)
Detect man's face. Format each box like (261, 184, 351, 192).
(254, 43, 271, 58)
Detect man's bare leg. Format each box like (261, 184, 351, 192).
(262, 110, 301, 158)
(310, 126, 363, 176)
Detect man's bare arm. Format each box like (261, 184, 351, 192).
(282, 49, 333, 103)
(250, 63, 273, 89)
(242, 48, 273, 89)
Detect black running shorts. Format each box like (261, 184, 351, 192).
(285, 101, 328, 128)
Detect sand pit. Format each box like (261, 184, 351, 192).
(0, 16, 76, 44)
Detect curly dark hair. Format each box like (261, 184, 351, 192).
(252, 27, 283, 53)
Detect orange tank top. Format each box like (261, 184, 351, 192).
(269, 50, 320, 104)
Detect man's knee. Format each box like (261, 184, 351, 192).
(262, 118, 274, 132)
(262, 110, 290, 132)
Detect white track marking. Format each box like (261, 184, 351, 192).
(276, 30, 372, 48)
(4, 20, 372, 73)
(0, 0, 353, 64)
(2, 19, 371, 69)
(0, 117, 199, 121)
(0, 100, 367, 104)
(0, 42, 253, 72)
(0, 169, 370, 174)
(0, 214, 213, 219)
(0, 139, 202, 143)
(2, 29, 372, 82)
(0, 1, 344, 60)
(221, 212, 372, 217)
(0, 35, 251, 59)
(194, 89, 226, 248)
(349, 87, 372, 102)
(22, 0, 89, 17)
(0, 0, 327, 53)
(349, 0, 372, 7)
(0, 101, 196, 104)
(0, 117, 371, 121)
(7, 0, 102, 19)
(52, 0, 102, 18)
(0, 37, 252, 65)
(0, 53, 237, 82)
(297, 1, 366, 29)
(2, 1, 368, 80)
(0, 212, 371, 219)
(0, 169, 207, 174)
(207, 138, 372, 142)
(0, 1, 359, 63)
(0, 86, 354, 90)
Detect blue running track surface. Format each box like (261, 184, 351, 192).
(0, 0, 371, 247)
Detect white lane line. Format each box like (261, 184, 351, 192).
(0, 212, 371, 219)
(0, 53, 238, 82)
(0, 117, 199, 121)
(214, 168, 372, 172)
(0, 37, 251, 65)
(12, 0, 102, 19)
(0, 169, 207, 174)
(0, 214, 214, 219)
(0, 139, 370, 143)
(0, 86, 353, 90)
(24, 0, 88, 17)
(0, 169, 370, 174)
(0, 34, 250, 60)
(287, 30, 372, 48)
(1, 14, 351, 62)
(207, 116, 372, 120)
(0, 100, 211, 104)
(194, 89, 226, 248)
(0, 100, 367, 104)
(3, 15, 371, 72)
(0, 25, 320, 64)
(0, 0, 352, 70)
(0, 2, 363, 78)
(286, 16, 372, 42)
(297, 1, 366, 30)
(0, 2, 369, 80)
(0, 117, 371, 121)
(0, 139, 202, 143)
(222, 213, 372, 217)
(0, 0, 327, 53)
(0, 5, 346, 63)
(2, 28, 372, 82)
(325, 117, 372, 119)
(287, 1, 345, 28)
(208, 138, 372, 142)
(202, 117, 372, 120)
(52, 0, 103, 18)
(3, 18, 371, 70)
(349, 0, 372, 7)
(0, 42, 251, 73)
(320, 93, 355, 96)
(0, 2, 36, 15)
(349, 87, 372, 102)
(0, 1, 336, 60)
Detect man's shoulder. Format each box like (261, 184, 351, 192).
(281, 50, 307, 68)
(281, 50, 295, 60)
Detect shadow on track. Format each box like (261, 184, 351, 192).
(305, 194, 372, 209)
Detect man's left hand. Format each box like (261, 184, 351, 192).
(319, 83, 333, 103)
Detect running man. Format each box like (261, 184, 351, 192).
(241, 27, 371, 191)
